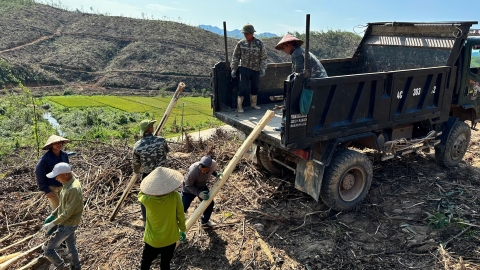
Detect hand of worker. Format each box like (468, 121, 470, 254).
(231, 70, 236, 78)
(45, 192, 54, 198)
(40, 222, 55, 233)
(179, 231, 186, 242)
(260, 69, 265, 77)
(199, 191, 210, 200)
(216, 172, 223, 179)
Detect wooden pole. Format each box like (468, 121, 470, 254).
(0, 243, 43, 270)
(0, 234, 35, 254)
(109, 173, 139, 221)
(154, 82, 185, 136)
(185, 110, 275, 232)
(0, 253, 21, 264)
(110, 82, 185, 222)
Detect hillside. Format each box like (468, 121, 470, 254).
(0, 3, 361, 93)
(0, 4, 288, 93)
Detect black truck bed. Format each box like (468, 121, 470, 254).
(214, 103, 284, 148)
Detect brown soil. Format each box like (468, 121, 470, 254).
(1, 129, 480, 269)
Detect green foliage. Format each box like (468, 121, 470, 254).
(471, 56, 480, 68)
(428, 212, 451, 229)
(0, 0, 35, 15)
(63, 88, 73, 96)
(289, 30, 362, 59)
(0, 89, 55, 159)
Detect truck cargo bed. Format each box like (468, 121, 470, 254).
(214, 103, 284, 148)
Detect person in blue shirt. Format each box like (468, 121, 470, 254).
(35, 135, 70, 210)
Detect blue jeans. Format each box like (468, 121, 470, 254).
(43, 225, 80, 268)
(238, 66, 260, 97)
(182, 188, 214, 223)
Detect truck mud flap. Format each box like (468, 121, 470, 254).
(295, 159, 325, 202)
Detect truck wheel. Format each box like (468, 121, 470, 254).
(320, 149, 373, 211)
(257, 147, 282, 175)
(435, 121, 471, 168)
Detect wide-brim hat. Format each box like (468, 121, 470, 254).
(275, 34, 304, 50)
(42, 135, 70, 150)
(140, 167, 183, 196)
(139, 119, 156, 134)
(242, 23, 256, 33)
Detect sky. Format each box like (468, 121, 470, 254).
(39, 0, 480, 35)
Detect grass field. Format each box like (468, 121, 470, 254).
(46, 95, 221, 138)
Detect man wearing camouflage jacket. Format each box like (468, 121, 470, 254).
(231, 23, 267, 113)
(132, 119, 169, 222)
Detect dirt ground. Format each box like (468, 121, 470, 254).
(1, 128, 480, 269)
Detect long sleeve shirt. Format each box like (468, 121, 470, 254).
(291, 46, 328, 79)
(35, 149, 69, 194)
(132, 133, 169, 174)
(51, 177, 83, 226)
(182, 160, 217, 196)
(138, 191, 186, 248)
(231, 37, 267, 72)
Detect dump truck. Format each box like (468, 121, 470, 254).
(211, 21, 480, 211)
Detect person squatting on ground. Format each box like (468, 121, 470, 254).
(41, 162, 83, 270)
(275, 33, 328, 79)
(35, 135, 71, 210)
(138, 167, 186, 270)
(231, 23, 268, 113)
(132, 119, 169, 222)
(182, 156, 221, 228)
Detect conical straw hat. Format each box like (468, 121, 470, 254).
(275, 34, 304, 50)
(42, 135, 70, 150)
(140, 167, 183, 196)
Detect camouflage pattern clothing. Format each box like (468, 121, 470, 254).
(291, 46, 328, 79)
(132, 133, 169, 174)
(231, 37, 267, 72)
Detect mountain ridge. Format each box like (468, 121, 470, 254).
(199, 24, 278, 39)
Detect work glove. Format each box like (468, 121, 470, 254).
(179, 231, 186, 242)
(216, 172, 223, 179)
(41, 222, 55, 234)
(260, 69, 265, 77)
(44, 215, 55, 224)
(198, 191, 210, 200)
(231, 70, 237, 78)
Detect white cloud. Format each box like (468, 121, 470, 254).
(146, 4, 187, 11)
(237, 0, 247, 2)
(295, 10, 303, 13)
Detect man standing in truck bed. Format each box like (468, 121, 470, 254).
(231, 23, 268, 113)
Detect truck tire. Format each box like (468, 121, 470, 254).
(320, 149, 373, 211)
(257, 147, 282, 175)
(435, 121, 471, 168)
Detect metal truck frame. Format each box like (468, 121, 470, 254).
(211, 21, 480, 211)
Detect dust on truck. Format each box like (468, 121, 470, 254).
(211, 22, 480, 211)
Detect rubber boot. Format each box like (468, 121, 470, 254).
(236, 96, 244, 113)
(250, 95, 260, 109)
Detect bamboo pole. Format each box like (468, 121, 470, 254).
(184, 110, 275, 232)
(0, 234, 35, 254)
(0, 243, 43, 270)
(154, 82, 185, 136)
(109, 173, 139, 221)
(0, 253, 21, 264)
(109, 82, 185, 222)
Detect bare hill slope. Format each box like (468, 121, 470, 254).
(0, 4, 292, 92)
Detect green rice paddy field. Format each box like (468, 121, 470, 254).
(47, 95, 222, 137)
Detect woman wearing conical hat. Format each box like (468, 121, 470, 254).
(138, 167, 186, 270)
(275, 33, 328, 79)
(35, 135, 70, 210)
